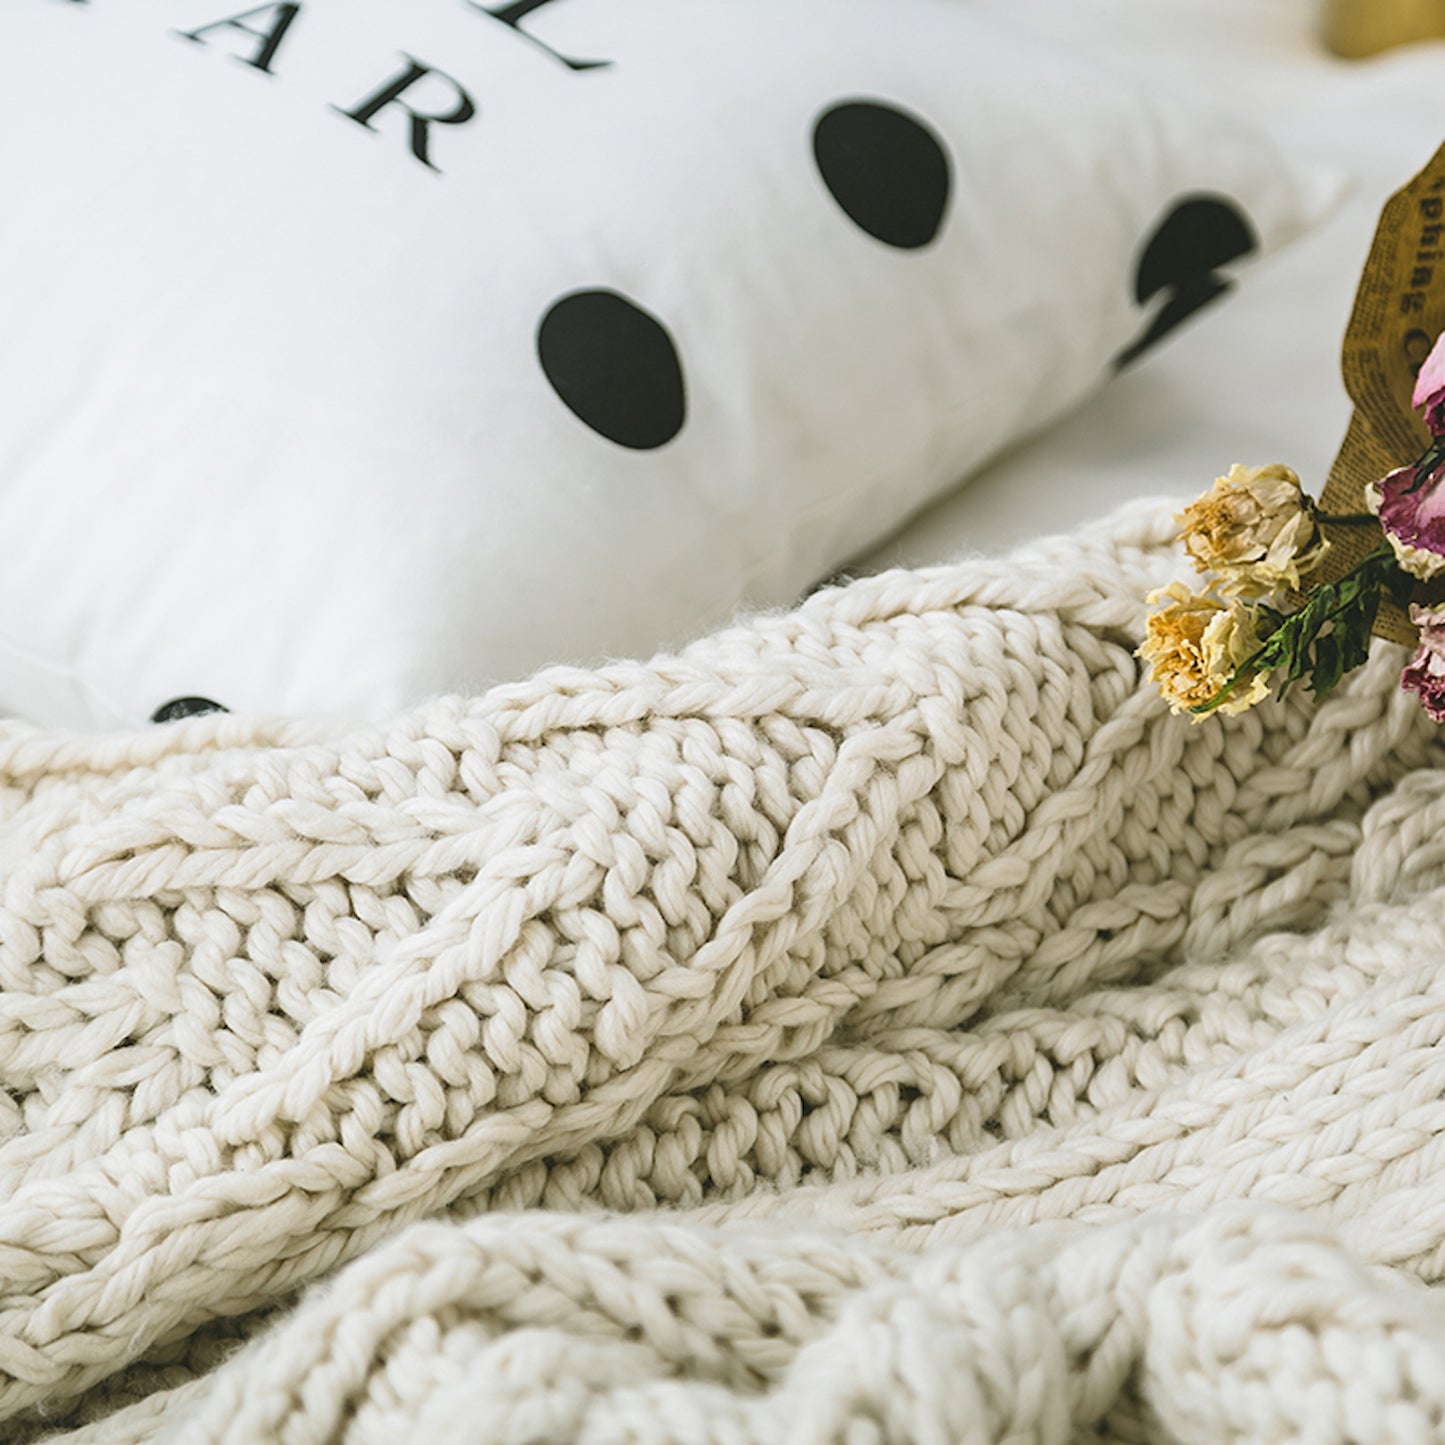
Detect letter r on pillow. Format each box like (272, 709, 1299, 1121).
(334, 58, 477, 174)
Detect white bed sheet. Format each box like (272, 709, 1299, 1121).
(862, 0, 1445, 572)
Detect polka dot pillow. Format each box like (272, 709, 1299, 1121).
(0, 0, 1334, 728)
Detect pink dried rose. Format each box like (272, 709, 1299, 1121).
(1365, 451, 1445, 581)
(1415, 329, 1445, 436)
(1403, 603, 1445, 723)
(1358, 330, 1445, 578)
(1365, 329, 1445, 581)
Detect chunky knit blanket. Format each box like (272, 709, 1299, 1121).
(7, 499, 1445, 1443)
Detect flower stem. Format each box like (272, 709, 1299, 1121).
(1318, 512, 1380, 525)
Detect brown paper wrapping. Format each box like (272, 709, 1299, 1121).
(1316, 142, 1445, 644)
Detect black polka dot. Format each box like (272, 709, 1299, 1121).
(537, 289, 686, 450)
(812, 99, 951, 250)
(151, 697, 229, 724)
(1116, 194, 1258, 367)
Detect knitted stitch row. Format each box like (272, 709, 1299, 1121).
(4, 500, 1443, 1441)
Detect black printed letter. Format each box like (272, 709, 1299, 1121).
(462, 0, 610, 72)
(175, 3, 301, 75)
(334, 58, 477, 174)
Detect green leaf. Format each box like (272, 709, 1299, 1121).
(1310, 629, 1344, 699)
(1340, 586, 1380, 675)
(1190, 546, 1397, 716)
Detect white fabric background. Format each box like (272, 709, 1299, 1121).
(0, 0, 1328, 728)
(867, 0, 1445, 571)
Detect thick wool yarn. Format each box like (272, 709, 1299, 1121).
(8, 499, 1445, 1443)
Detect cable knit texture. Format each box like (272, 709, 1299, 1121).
(7, 499, 1445, 1442)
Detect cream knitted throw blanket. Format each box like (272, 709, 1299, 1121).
(8, 500, 1445, 1443)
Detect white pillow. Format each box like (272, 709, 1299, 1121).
(0, 0, 1335, 728)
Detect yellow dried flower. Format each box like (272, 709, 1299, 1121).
(1177, 463, 1330, 599)
(1138, 582, 1270, 719)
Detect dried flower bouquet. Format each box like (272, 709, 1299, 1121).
(1141, 330, 1445, 722)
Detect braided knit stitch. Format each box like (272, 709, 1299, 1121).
(7, 498, 1445, 1441)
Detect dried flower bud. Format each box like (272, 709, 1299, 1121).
(1138, 582, 1269, 719)
(1402, 603, 1445, 723)
(1177, 463, 1330, 599)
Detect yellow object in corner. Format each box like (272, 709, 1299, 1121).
(1325, 0, 1445, 57)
